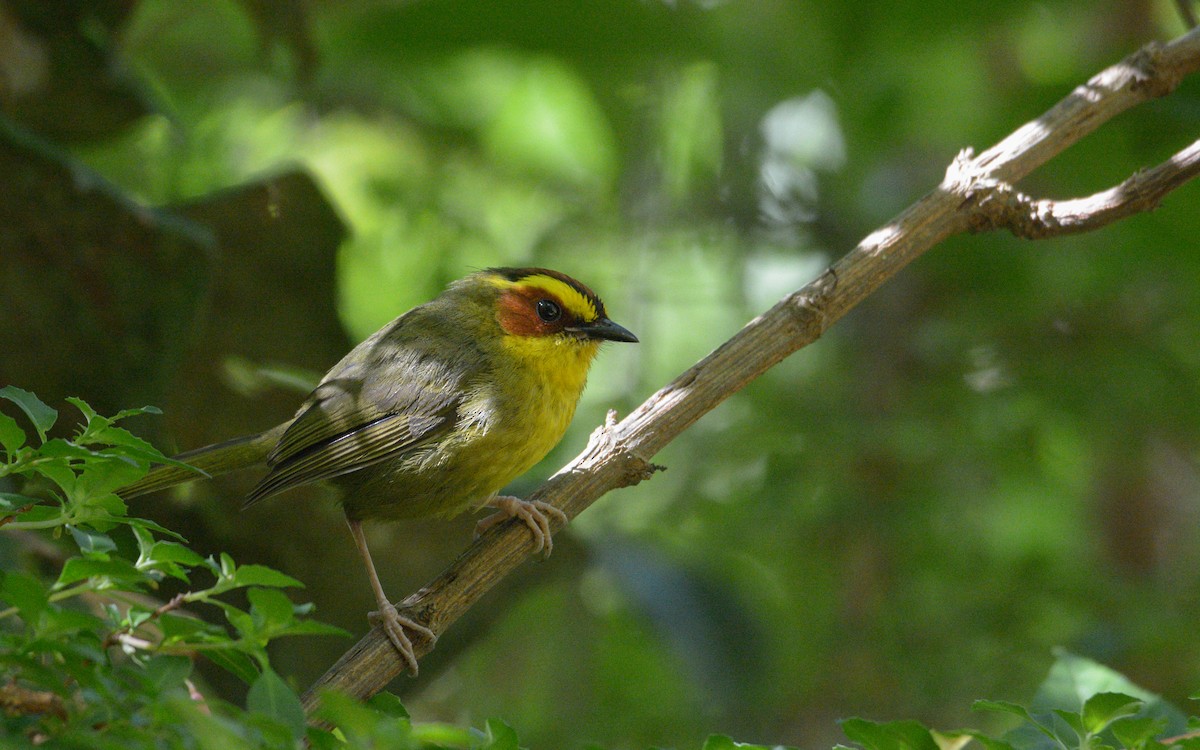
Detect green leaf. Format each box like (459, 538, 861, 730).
(1109, 716, 1168, 748)
(1035, 651, 1153, 714)
(33, 458, 77, 499)
(0, 411, 25, 453)
(226, 564, 304, 590)
(0, 492, 40, 512)
(941, 731, 1016, 750)
(413, 722, 474, 746)
(973, 700, 1062, 749)
(202, 647, 261, 685)
(159, 612, 222, 642)
(841, 718, 942, 750)
(138, 538, 203, 583)
(306, 728, 344, 750)
(0, 570, 49, 621)
(1081, 693, 1144, 735)
(69, 526, 117, 554)
(76, 459, 147, 499)
(314, 689, 390, 741)
(476, 717, 521, 750)
(38, 438, 95, 460)
(107, 404, 163, 423)
(11, 504, 62, 525)
(1032, 652, 1189, 736)
(147, 540, 205, 567)
(0, 386, 58, 442)
(1051, 710, 1084, 740)
(141, 654, 194, 693)
(248, 587, 296, 629)
(974, 700, 1040, 724)
(57, 556, 148, 587)
(126, 515, 186, 541)
(366, 691, 409, 719)
(222, 604, 256, 639)
(247, 667, 306, 741)
(66, 396, 99, 424)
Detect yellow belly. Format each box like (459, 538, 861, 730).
(336, 340, 594, 522)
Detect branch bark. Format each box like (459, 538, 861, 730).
(300, 25, 1200, 711)
(966, 138, 1200, 238)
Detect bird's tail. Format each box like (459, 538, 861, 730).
(119, 424, 286, 499)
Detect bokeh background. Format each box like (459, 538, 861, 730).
(3, 1, 1200, 748)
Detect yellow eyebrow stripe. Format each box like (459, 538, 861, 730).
(514, 274, 599, 322)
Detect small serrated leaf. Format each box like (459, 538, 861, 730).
(0, 387, 58, 442)
(65, 396, 99, 424)
(126, 516, 185, 541)
(38, 439, 95, 460)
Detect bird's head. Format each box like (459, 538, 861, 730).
(479, 267, 637, 345)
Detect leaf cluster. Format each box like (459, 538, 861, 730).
(0, 391, 788, 749)
(842, 652, 1200, 750)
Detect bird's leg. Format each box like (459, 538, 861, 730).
(345, 518, 436, 675)
(474, 495, 569, 556)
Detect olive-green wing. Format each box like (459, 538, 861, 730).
(243, 374, 461, 506)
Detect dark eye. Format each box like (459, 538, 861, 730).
(536, 299, 562, 322)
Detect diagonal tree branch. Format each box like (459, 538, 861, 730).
(965, 138, 1200, 238)
(301, 25, 1200, 711)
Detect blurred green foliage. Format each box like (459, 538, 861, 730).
(2, 0, 1200, 749)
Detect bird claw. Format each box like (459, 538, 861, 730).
(475, 495, 569, 557)
(368, 602, 437, 676)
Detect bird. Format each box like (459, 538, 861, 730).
(120, 267, 638, 674)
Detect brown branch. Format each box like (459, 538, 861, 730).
(966, 138, 1200, 238)
(0, 681, 67, 721)
(300, 25, 1200, 711)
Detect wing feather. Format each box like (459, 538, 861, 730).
(243, 328, 469, 506)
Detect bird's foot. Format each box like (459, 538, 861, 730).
(368, 603, 437, 676)
(475, 495, 569, 557)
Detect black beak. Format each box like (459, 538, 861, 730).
(569, 317, 639, 343)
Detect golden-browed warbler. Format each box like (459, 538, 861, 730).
(121, 267, 638, 673)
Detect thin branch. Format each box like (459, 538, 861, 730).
(300, 25, 1200, 711)
(967, 138, 1200, 238)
